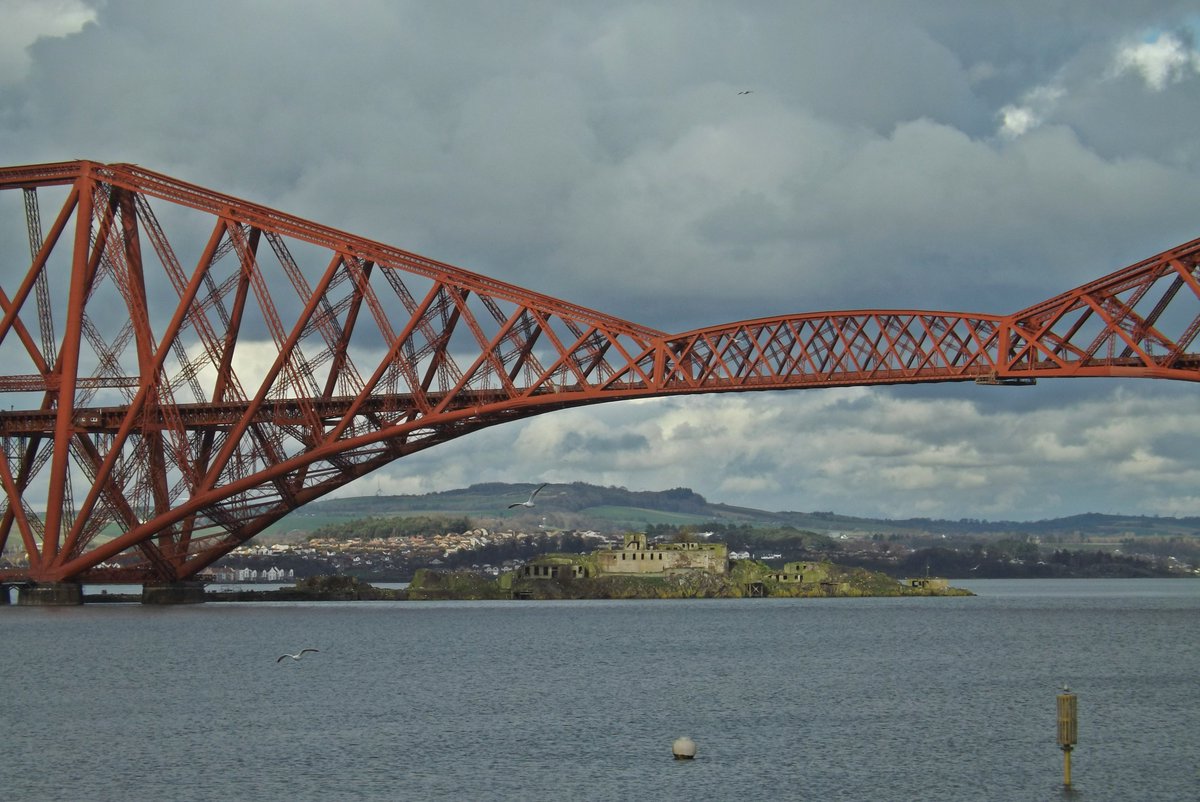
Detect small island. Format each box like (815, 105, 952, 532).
(84, 533, 972, 603)
(406, 533, 972, 600)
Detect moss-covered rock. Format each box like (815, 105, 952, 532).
(405, 569, 511, 600)
(223, 561, 974, 604)
(428, 558, 976, 600)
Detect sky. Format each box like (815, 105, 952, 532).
(1, 0, 1199, 521)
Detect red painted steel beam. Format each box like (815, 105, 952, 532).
(0, 160, 1197, 585)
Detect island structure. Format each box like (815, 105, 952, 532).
(405, 533, 973, 600)
(77, 532, 971, 603)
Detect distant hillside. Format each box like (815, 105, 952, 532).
(271, 482, 1200, 540)
(311, 482, 718, 516)
(769, 509, 1200, 539)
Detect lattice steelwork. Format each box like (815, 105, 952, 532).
(0, 161, 1197, 586)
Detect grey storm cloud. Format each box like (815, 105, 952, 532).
(1, 0, 1199, 519)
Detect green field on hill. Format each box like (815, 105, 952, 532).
(575, 505, 722, 527)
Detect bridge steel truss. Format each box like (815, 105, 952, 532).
(0, 160, 1197, 587)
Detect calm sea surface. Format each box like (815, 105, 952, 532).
(2, 578, 1197, 801)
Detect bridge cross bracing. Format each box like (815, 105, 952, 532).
(0, 160, 1197, 587)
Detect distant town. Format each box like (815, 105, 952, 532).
(7, 482, 1194, 586)
(208, 519, 1197, 585)
(211, 527, 618, 584)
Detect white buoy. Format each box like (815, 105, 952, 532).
(672, 736, 696, 760)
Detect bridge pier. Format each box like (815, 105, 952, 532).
(16, 582, 83, 606)
(141, 581, 207, 605)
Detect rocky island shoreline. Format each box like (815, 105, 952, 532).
(85, 557, 973, 603)
(404, 559, 974, 600)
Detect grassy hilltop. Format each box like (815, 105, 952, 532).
(270, 481, 1200, 541)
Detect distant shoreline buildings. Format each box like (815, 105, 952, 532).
(208, 565, 294, 583)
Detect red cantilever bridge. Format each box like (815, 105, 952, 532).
(1, 160, 1198, 602)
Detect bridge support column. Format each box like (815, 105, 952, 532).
(17, 582, 83, 606)
(141, 581, 207, 605)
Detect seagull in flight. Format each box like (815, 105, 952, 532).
(277, 648, 320, 663)
(737, 90, 753, 95)
(508, 482, 548, 509)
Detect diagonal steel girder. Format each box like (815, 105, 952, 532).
(0, 160, 1197, 584)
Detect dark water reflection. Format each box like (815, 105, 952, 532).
(2, 579, 1196, 801)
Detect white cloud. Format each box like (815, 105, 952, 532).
(353, 383, 1200, 521)
(1111, 31, 1200, 91)
(997, 104, 1039, 139)
(997, 84, 1065, 139)
(0, 0, 96, 85)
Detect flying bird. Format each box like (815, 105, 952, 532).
(508, 482, 548, 509)
(737, 90, 753, 95)
(277, 648, 320, 662)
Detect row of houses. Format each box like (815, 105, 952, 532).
(207, 566, 295, 583)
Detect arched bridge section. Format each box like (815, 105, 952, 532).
(0, 160, 1197, 587)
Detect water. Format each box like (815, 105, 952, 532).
(1, 579, 1196, 801)
(82, 581, 411, 595)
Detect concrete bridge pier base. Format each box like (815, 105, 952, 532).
(141, 581, 207, 605)
(17, 582, 83, 606)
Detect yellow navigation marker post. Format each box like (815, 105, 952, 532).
(1057, 687, 1078, 788)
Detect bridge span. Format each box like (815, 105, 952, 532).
(0, 160, 1198, 602)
